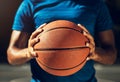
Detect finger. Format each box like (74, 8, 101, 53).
(86, 57, 91, 61)
(83, 32, 94, 43)
(78, 24, 92, 42)
(30, 38, 39, 47)
(36, 23, 47, 30)
(78, 24, 89, 33)
(27, 50, 38, 59)
(30, 29, 43, 39)
(31, 51, 38, 57)
(86, 42, 95, 54)
(86, 42, 95, 49)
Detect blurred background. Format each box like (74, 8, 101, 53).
(0, 0, 120, 82)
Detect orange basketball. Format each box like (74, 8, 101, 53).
(34, 20, 90, 76)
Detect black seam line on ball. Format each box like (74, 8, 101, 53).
(37, 56, 87, 70)
(45, 27, 83, 33)
(34, 46, 89, 51)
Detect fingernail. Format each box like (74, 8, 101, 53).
(38, 29, 43, 32)
(78, 24, 81, 26)
(41, 23, 47, 27)
(35, 38, 39, 42)
(35, 53, 38, 57)
(86, 57, 90, 61)
(83, 31, 87, 35)
(36, 23, 46, 30)
(33, 52, 37, 57)
(86, 42, 89, 46)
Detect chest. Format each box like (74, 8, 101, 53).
(33, 1, 97, 35)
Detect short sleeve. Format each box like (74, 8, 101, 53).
(12, 0, 35, 33)
(95, 0, 113, 32)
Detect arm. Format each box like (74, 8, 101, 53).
(78, 24, 117, 65)
(7, 30, 31, 65)
(91, 30, 117, 64)
(7, 29, 43, 65)
(90, 1, 117, 64)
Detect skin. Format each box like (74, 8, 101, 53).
(7, 24, 117, 65)
(78, 24, 117, 64)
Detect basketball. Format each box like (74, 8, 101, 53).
(33, 20, 90, 76)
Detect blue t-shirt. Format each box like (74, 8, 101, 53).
(12, 0, 113, 82)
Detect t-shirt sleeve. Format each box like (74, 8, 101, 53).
(12, 0, 35, 33)
(95, 0, 113, 32)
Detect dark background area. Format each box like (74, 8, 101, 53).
(105, 0, 120, 64)
(0, 0, 120, 64)
(0, 0, 22, 63)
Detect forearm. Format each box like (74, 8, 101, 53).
(92, 47, 117, 64)
(7, 47, 31, 65)
(90, 30, 117, 64)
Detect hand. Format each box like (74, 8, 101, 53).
(27, 23, 46, 59)
(77, 24, 96, 61)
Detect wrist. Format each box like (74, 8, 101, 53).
(26, 48, 33, 61)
